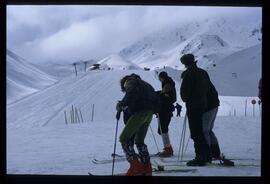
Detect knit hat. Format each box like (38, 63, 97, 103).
(180, 54, 196, 66)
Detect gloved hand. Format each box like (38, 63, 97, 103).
(116, 101, 123, 111)
(116, 110, 121, 120)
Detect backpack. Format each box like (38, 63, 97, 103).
(165, 77, 177, 104)
(134, 76, 161, 114)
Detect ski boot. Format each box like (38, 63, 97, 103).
(126, 158, 143, 176)
(158, 145, 174, 157)
(186, 157, 207, 166)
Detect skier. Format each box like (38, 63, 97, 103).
(116, 73, 158, 176)
(156, 71, 177, 157)
(180, 53, 211, 166)
(175, 103, 182, 117)
(202, 72, 221, 161)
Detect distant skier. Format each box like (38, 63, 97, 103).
(156, 71, 177, 157)
(116, 73, 158, 176)
(258, 78, 262, 101)
(180, 53, 211, 166)
(175, 103, 182, 117)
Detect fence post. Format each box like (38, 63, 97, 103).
(73, 63, 78, 76)
(64, 111, 68, 125)
(71, 105, 74, 123)
(91, 104, 95, 122)
(234, 109, 236, 117)
(79, 108, 84, 123)
(75, 107, 80, 123)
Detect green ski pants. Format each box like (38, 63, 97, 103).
(119, 110, 153, 145)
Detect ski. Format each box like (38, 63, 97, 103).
(111, 153, 160, 158)
(155, 162, 260, 167)
(92, 153, 162, 164)
(112, 168, 197, 176)
(159, 157, 256, 163)
(92, 157, 126, 164)
(158, 158, 259, 167)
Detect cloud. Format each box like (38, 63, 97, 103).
(7, 5, 261, 64)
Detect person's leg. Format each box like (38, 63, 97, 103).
(134, 110, 153, 176)
(187, 108, 211, 166)
(120, 111, 151, 175)
(208, 108, 221, 158)
(123, 112, 136, 148)
(158, 109, 174, 157)
(202, 110, 213, 146)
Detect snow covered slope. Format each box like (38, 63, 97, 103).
(7, 49, 57, 104)
(208, 44, 261, 96)
(7, 70, 159, 129)
(7, 69, 261, 176)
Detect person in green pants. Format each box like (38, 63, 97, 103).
(116, 73, 158, 176)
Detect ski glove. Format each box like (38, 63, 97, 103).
(116, 101, 128, 112)
(116, 110, 121, 120)
(116, 101, 124, 111)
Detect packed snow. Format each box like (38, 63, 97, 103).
(6, 15, 261, 176)
(7, 70, 261, 176)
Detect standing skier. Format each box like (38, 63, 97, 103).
(180, 54, 211, 166)
(202, 73, 221, 160)
(156, 71, 177, 157)
(175, 103, 182, 117)
(116, 73, 158, 176)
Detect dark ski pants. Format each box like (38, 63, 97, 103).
(187, 108, 211, 161)
(119, 110, 153, 163)
(202, 107, 221, 157)
(158, 109, 173, 134)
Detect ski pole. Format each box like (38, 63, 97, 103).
(177, 113, 185, 162)
(112, 111, 121, 176)
(184, 136, 190, 156)
(180, 115, 187, 162)
(177, 112, 187, 163)
(149, 124, 160, 153)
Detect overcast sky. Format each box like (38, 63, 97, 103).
(7, 5, 261, 64)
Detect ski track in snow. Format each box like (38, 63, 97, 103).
(7, 70, 261, 176)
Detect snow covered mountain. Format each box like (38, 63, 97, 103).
(118, 17, 261, 70)
(7, 49, 57, 104)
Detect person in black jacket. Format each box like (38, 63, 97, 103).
(116, 73, 158, 176)
(156, 71, 177, 157)
(180, 54, 211, 166)
(202, 73, 221, 160)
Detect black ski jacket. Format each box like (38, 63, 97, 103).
(158, 76, 176, 113)
(180, 63, 209, 111)
(121, 74, 158, 114)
